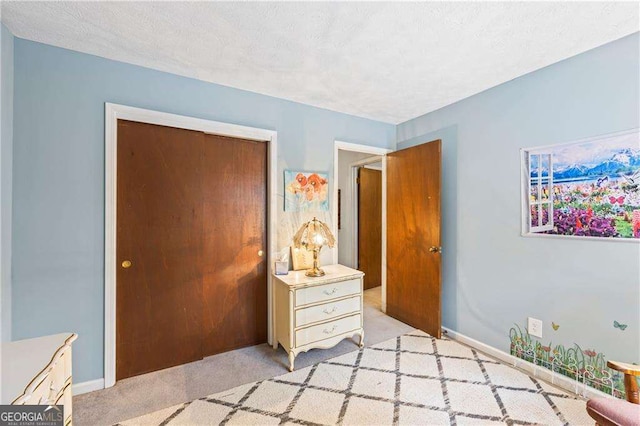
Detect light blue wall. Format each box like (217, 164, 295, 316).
(397, 33, 640, 362)
(1, 24, 13, 342)
(10, 28, 639, 385)
(11, 38, 395, 382)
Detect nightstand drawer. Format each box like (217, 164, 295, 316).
(295, 279, 361, 306)
(295, 314, 361, 347)
(296, 296, 361, 327)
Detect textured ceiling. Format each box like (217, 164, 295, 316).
(2, 2, 638, 124)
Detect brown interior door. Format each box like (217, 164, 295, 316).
(358, 167, 382, 289)
(386, 140, 442, 338)
(202, 134, 268, 356)
(116, 120, 205, 380)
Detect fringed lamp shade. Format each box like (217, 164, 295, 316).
(292, 217, 336, 277)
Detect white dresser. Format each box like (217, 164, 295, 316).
(273, 264, 364, 371)
(1, 333, 77, 425)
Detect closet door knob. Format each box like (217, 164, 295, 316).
(121, 260, 132, 268)
(258, 250, 264, 257)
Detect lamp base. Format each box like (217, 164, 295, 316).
(305, 267, 325, 277)
(305, 248, 325, 277)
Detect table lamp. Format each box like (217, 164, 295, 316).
(292, 217, 336, 277)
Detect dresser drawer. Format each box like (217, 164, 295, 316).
(60, 384, 72, 425)
(21, 372, 51, 405)
(296, 296, 361, 327)
(296, 314, 361, 347)
(49, 352, 68, 399)
(295, 278, 361, 306)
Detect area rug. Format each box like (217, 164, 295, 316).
(119, 330, 592, 425)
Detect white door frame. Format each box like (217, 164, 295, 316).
(104, 103, 278, 388)
(333, 141, 391, 312)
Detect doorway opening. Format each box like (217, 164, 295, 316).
(334, 139, 443, 338)
(333, 141, 391, 313)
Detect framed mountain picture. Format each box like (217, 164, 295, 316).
(521, 128, 640, 241)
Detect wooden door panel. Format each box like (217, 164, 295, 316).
(386, 140, 442, 338)
(116, 120, 204, 380)
(202, 134, 268, 356)
(358, 167, 382, 289)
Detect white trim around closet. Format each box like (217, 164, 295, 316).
(104, 103, 278, 388)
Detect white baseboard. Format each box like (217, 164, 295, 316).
(442, 327, 614, 401)
(72, 378, 104, 396)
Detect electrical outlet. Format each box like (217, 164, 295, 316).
(528, 317, 543, 338)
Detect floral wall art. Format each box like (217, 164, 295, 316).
(284, 170, 329, 212)
(524, 129, 640, 240)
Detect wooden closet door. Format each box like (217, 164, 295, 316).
(202, 134, 268, 356)
(116, 120, 204, 380)
(358, 167, 382, 289)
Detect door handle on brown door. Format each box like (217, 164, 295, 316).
(428, 246, 442, 254)
(258, 250, 264, 257)
(121, 260, 132, 268)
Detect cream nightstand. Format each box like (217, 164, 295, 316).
(273, 264, 364, 371)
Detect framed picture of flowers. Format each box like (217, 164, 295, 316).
(284, 170, 329, 212)
(521, 128, 640, 241)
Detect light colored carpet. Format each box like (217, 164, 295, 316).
(74, 287, 414, 425)
(120, 329, 592, 425)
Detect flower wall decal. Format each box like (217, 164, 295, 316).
(509, 323, 636, 399)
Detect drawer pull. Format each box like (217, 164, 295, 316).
(323, 325, 338, 334)
(323, 306, 338, 315)
(323, 287, 338, 295)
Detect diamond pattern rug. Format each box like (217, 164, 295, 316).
(119, 330, 592, 425)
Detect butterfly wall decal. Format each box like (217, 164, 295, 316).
(613, 320, 628, 331)
(621, 170, 640, 193)
(609, 195, 625, 205)
(624, 170, 640, 182)
(552, 322, 560, 331)
(596, 176, 609, 188)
